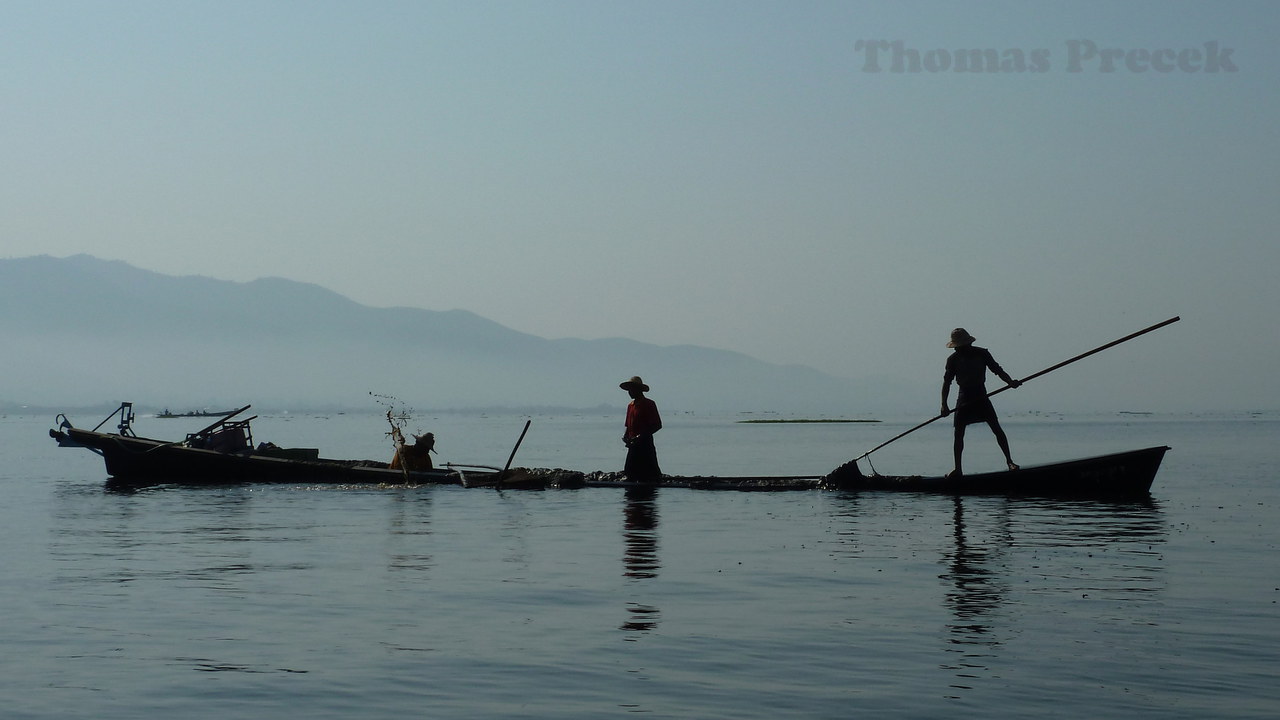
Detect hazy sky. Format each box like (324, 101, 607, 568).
(4, 1, 1277, 413)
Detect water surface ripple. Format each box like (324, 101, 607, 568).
(4, 412, 1277, 718)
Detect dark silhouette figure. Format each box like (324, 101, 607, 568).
(390, 428, 435, 471)
(940, 328, 1021, 476)
(620, 376, 662, 483)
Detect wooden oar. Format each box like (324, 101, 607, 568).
(495, 419, 532, 490)
(849, 316, 1181, 464)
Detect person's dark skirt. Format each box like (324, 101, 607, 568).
(625, 436, 662, 483)
(953, 396, 998, 426)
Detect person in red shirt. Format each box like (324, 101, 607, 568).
(620, 376, 662, 483)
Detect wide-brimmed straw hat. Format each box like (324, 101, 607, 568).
(947, 328, 976, 348)
(619, 376, 650, 392)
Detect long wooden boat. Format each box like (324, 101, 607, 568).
(552, 446, 1169, 497)
(820, 446, 1170, 498)
(49, 403, 514, 488)
(156, 408, 241, 419)
(50, 404, 1168, 497)
(52, 423, 472, 486)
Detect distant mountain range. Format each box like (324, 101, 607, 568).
(1, 255, 900, 414)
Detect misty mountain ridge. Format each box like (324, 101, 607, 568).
(2, 255, 901, 414)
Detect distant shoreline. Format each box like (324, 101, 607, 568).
(737, 418, 880, 424)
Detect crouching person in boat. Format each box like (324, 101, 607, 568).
(390, 427, 435, 471)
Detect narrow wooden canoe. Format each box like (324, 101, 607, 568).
(821, 446, 1170, 498)
(50, 409, 1168, 497)
(51, 424, 475, 486)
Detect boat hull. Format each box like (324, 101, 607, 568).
(53, 426, 467, 486)
(822, 446, 1170, 498)
(52, 424, 1169, 497)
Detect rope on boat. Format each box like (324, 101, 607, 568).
(864, 455, 881, 477)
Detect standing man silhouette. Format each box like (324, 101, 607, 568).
(620, 376, 662, 483)
(941, 328, 1021, 476)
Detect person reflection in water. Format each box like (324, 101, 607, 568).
(620, 376, 662, 483)
(623, 487, 660, 579)
(940, 328, 1021, 477)
(621, 485, 660, 634)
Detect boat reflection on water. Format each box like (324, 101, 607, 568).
(620, 485, 661, 635)
(829, 492, 1167, 696)
(936, 495, 1167, 695)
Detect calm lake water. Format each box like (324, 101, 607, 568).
(4, 408, 1278, 719)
